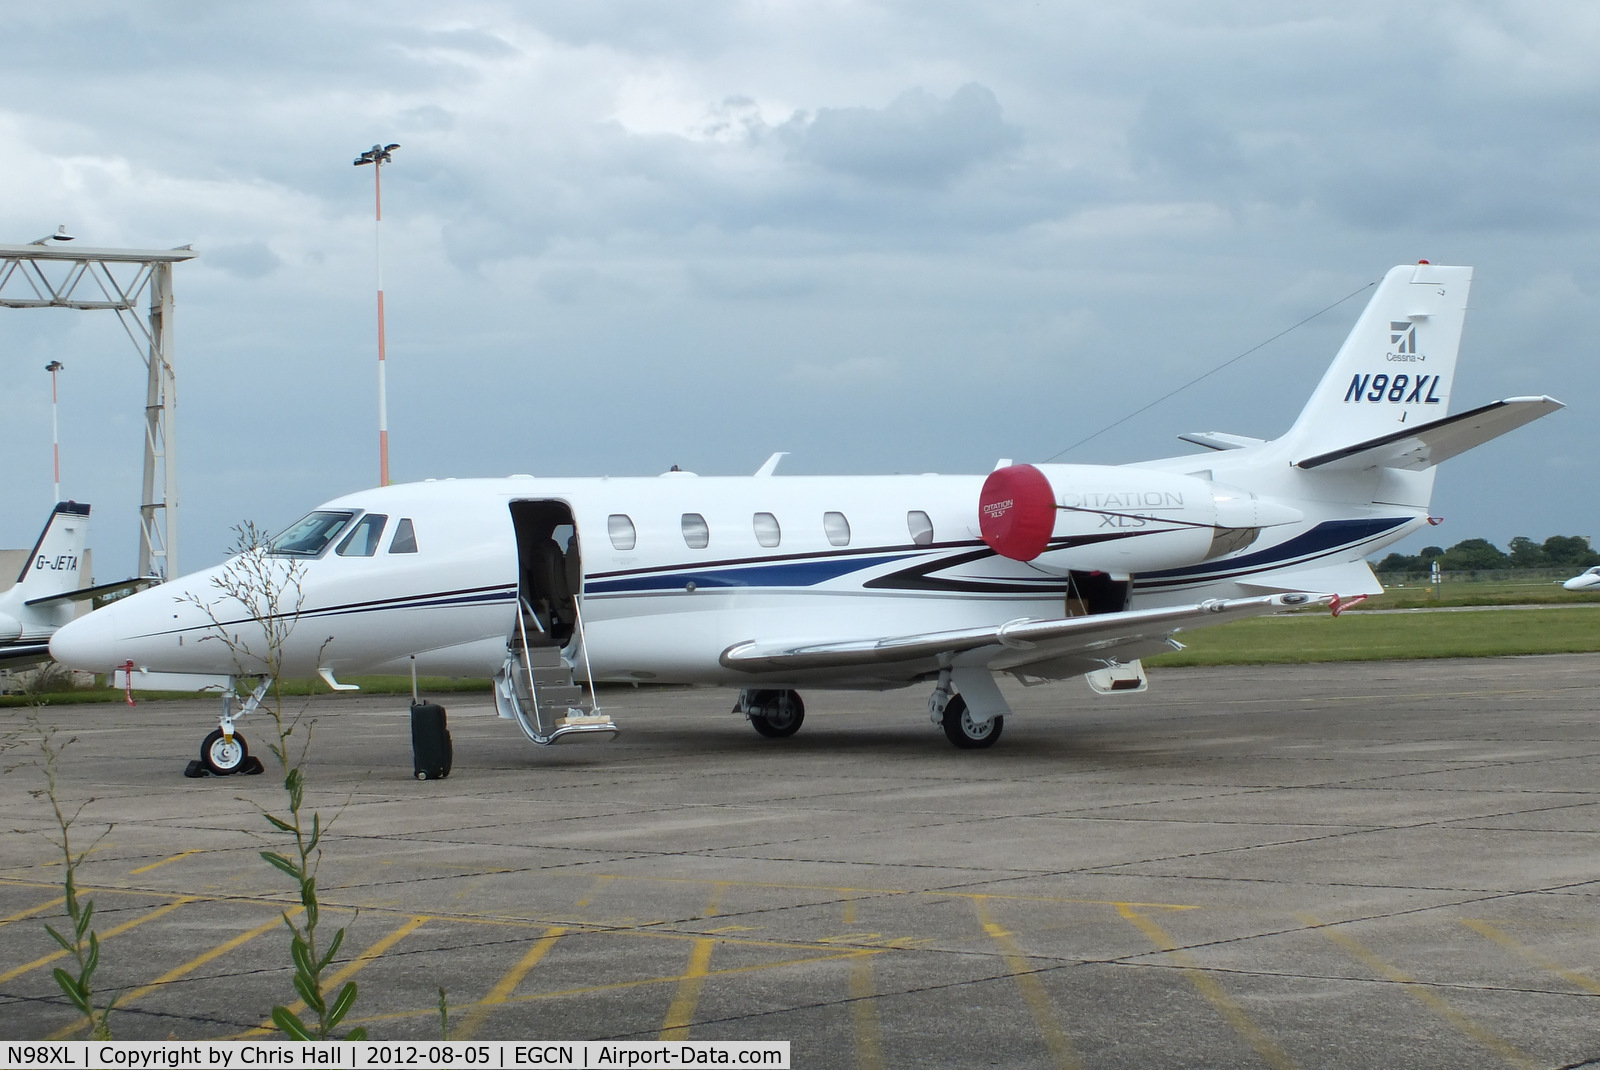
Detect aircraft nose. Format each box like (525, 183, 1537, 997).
(49, 606, 124, 672)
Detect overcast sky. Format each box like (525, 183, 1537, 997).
(2, 1, 1596, 579)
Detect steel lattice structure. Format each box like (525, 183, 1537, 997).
(0, 242, 197, 580)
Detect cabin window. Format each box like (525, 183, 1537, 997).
(681, 513, 710, 549)
(753, 512, 781, 548)
(269, 511, 354, 558)
(907, 511, 934, 546)
(823, 511, 851, 547)
(607, 514, 637, 551)
(337, 513, 388, 557)
(388, 517, 418, 554)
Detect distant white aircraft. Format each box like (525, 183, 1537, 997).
(51, 263, 1562, 770)
(0, 503, 142, 668)
(1563, 567, 1600, 591)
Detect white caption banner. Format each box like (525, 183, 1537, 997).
(2, 1041, 790, 1070)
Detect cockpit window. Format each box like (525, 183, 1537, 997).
(389, 517, 418, 554)
(337, 513, 388, 557)
(269, 511, 355, 557)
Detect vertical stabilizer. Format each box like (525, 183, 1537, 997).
(5, 503, 92, 617)
(1279, 264, 1472, 458)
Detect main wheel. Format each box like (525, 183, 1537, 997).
(941, 694, 1002, 749)
(747, 689, 805, 738)
(200, 728, 249, 775)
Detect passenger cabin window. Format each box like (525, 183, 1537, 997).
(907, 511, 934, 546)
(269, 511, 354, 557)
(608, 514, 637, 551)
(388, 517, 418, 554)
(823, 511, 851, 547)
(337, 513, 388, 557)
(681, 513, 710, 549)
(753, 512, 781, 548)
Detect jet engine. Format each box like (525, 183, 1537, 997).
(978, 463, 1301, 575)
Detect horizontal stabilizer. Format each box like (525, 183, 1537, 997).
(25, 576, 157, 609)
(1178, 431, 1266, 452)
(1294, 396, 1562, 472)
(721, 593, 1325, 676)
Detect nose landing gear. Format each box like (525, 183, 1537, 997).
(183, 676, 271, 778)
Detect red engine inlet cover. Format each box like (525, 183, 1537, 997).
(979, 464, 1057, 561)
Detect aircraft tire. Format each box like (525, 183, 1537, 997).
(200, 728, 249, 775)
(748, 689, 805, 738)
(941, 695, 1003, 749)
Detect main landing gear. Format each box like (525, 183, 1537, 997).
(938, 694, 1004, 749)
(928, 668, 1004, 749)
(184, 677, 270, 778)
(736, 689, 806, 738)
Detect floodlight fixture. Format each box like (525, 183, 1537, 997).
(29, 225, 74, 246)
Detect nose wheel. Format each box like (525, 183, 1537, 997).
(200, 728, 250, 775)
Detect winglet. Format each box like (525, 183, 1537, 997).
(755, 452, 788, 477)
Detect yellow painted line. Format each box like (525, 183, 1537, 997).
(235, 915, 430, 1038)
(455, 926, 567, 1041)
(347, 947, 881, 1029)
(0, 896, 65, 928)
(1461, 919, 1600, 995)
(128, 849, 203, 876)
(0, 897, 197, 985)
(574, 875, 614, 908)
(659, 938, 715, 1040)
(50, 910, 300, 1040)
(702, 882, 728, 918)
(1120, 904, 1297, 1070)
(1300, 914, 1535, 1070)
(850, 956, 884, 1070)
(975, 898, 1083, 1070)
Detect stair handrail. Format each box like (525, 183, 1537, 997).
(570, 588, 600, 715)
(515, 595, 543, 732)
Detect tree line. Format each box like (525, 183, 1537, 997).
(1373, 535, 1599, 573)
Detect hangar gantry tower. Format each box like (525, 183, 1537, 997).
(0, 238, 196, 580)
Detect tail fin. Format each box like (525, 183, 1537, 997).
(1278, 263, 1472, 458)
(6, 503, 91, 610)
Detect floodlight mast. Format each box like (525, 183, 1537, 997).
(45, 360, 63, 503)
(0, 238, 196, 580)
(354, 142, 400, 486)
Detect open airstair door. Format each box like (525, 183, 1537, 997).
(495, 500, 618, 746)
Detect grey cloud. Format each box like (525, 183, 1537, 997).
(779, 84, 1021, 186)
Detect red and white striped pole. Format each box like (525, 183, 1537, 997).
(45, 359, 63, 503)
(355, 143, 400, 486)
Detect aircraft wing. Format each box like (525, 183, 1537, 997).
(0, 642, 53, 668)
(720, 593, 1323, 676)
(1293, 396, 1563, 472)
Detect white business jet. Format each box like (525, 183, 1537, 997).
(0, 503, 147, 668)
(1563, 567, 1600, 591)
(50, 263, 1561, 770)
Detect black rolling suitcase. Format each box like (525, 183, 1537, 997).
(410, 702, 453, 780)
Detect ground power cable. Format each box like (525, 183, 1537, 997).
(1042, 278, 1379, 462)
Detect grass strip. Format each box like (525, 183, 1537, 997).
(1151, 606, 1600, 666)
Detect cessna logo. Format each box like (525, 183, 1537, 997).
(1390, 320, 1416, 354)
(1343, 372, 1443, 404)
(983, 498, 1014, 519)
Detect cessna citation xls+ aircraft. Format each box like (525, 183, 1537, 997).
(50, 263, 1561, 769)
